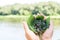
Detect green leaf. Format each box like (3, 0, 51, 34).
(27, 14, 35, 26)
(27, 14, 36, 32)
(29, 26, 36, 33)
(46, 16, 50, 25)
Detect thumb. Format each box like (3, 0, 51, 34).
(23, 21, 30, 32)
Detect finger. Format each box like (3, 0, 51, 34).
(23, 21, 30, 32)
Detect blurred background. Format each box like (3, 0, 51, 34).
(0, 0, 60, 40)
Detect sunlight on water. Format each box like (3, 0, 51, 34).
(0, 22, 60, 40)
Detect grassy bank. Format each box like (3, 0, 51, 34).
(0, 15, 29, 23)
(0, 15, 60, 26)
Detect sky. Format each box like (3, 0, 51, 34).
(0, 0, 60, 6)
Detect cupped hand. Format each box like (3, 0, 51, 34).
(42, 21, 53, 40)
(23, 22, 40, 40)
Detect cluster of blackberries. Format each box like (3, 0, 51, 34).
(33, 19, 49, 34)
(27, 15, 50, 35)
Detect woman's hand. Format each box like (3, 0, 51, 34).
(23, 22, 40, 40)
(42, 21, 53, 40)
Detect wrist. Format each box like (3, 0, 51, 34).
(42, 38, 52, 40)
(42, 36, 52, 40)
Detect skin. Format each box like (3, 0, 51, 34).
(23, 15, 53, 40)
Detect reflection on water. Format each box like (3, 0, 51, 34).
(0, 22, 60, 40)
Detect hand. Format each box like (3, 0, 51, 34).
(23, 21, 53, 40)
(23, 22, 40, 40)
(42, 21, 53, 40)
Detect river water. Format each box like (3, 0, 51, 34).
(0, 22, 60, 40)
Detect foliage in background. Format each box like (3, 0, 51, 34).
(0, 1, 60, 16)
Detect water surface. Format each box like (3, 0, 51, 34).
(0, 22, 26, 40)
(0, 22, 60, 40)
